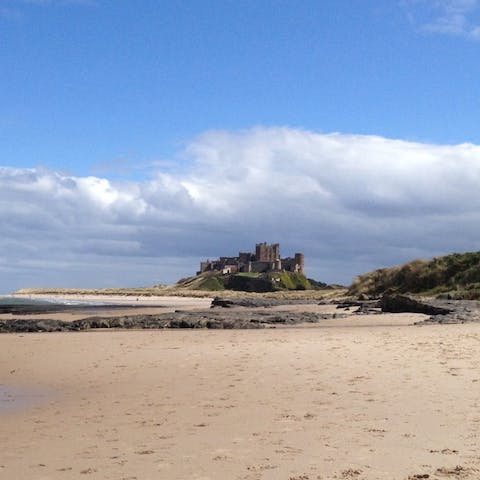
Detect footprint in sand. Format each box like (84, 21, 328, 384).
(213, 455, 229, 461)
(247, 463, 278, 472)
(429, 448, 459, 455)
(80, 467, 97, 474)
(340, 469, 362, 478)
(435, 465, 475, 477)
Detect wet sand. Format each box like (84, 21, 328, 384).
(1, 312, 480, 479)
(10, 293, 213, 307)
(1, 294, 212, 322)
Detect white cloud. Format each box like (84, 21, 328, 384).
(2, 127, 480, 292)
(404, 0, 480, 38)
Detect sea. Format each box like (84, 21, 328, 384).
(0, 294, 107, 307)
(0, 295, 55, 306)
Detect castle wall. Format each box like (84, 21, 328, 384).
(222, 265, 239, 274)
(250, 261, 276, 273)
(238, 252, 254, 264)
(199, 243, 304, 275)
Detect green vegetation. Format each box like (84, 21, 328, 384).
(17, 284, 346, 301)
(173, 271, 227, 291)
(197, 275, 225, 291)
(16, 271, 338, 299)
(348, 251, 480, 299)
(268, 272, 312, 290)
(307, 278, 329, 289)
(175, 270, 316, 293)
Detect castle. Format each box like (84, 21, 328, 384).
(198, 242, 305, 275)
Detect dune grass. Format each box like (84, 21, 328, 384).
(348, 251, 480, 299)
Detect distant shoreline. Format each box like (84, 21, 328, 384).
(12, 286, 346, 301)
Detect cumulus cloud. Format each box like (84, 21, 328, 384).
(404, 0, 480, 38)
(2, 127, 480, 292)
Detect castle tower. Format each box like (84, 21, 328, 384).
(294, 253, 305, 274)
(255, 242, 280, 262)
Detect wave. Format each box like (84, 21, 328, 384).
(0, 295, 107, 307)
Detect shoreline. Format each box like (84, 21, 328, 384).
(11, 286, 348, 301)
(9, 292, 215, 306)
(1, 293, 429, 332)
(4, 292, 479, 333)
(0, 294, 213, 323)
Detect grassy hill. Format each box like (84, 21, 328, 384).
(14, 273, 342, 299)
(176, 271, 319, 292)
(348, 251, 480, 299)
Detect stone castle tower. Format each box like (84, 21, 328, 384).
(198, 242, 305, 275)
(255, 242, 280, 262)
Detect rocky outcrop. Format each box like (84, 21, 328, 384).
(417, 300, 480, 324)
(210, 298, 235, 308)
(335, 299, 381, 315)
(375, 295, 480, 325)
(0, 309, 346, 333)
(210, 297, 323, 308)
(380, 294, 452, 315)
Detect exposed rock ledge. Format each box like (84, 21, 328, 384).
(0, 309, 346, 333)
(3, 295, 480, 332)
(376, 294, 480, 324)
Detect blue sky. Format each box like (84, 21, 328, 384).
(2, 0, 480, 175)
(1, 0, 480, 291)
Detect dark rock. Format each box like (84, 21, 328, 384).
(415, 299, 480, 325)
(336, 299, 381, 310)
(380, 295, 451, 315)
(0, 301, 350, 334)
(210, 298, 235, 308)
(353, 306, 382, 315)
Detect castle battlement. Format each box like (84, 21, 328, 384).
(198, 242, 305, 275)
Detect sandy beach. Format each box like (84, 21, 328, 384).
(1, 299, 480, 480)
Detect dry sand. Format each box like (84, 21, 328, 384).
(1, 307, 480, 480)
